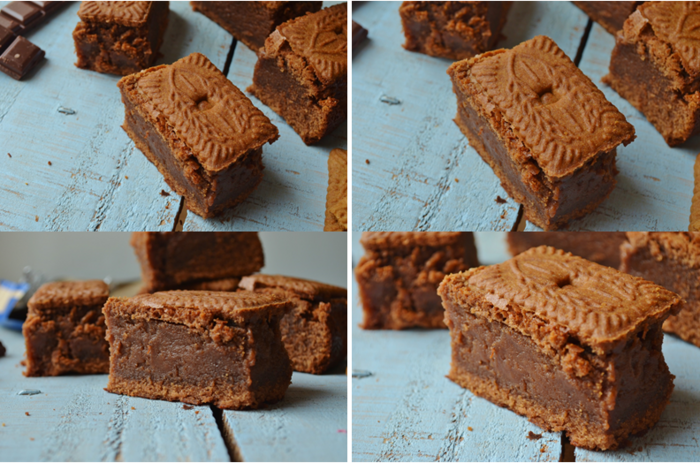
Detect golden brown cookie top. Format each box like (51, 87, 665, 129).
(78, 1, 153, 26)
(274, 3, 347, 85)
(132, 53, 279, 172)
(449, 35, 635, 178)
(637, 2, 700, 75)
(442, 245, 681, 352)
(29, 280, 109, 312)
(361, 232, 468, 250)
(326, 148, 347, 231)
(239, 274, 346, 300)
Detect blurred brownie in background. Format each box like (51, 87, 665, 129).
(240, 274, 347, 374)
(24, 280, 110, 376)
(507, 232, 627, 268)
(399, 1, 512, 60)
(356, 232, 479, 329)
(190, 1, 321, 52)
(131, 232, 264, 293)
(73, 1, 169, 75)
(572, 1, 641, 35)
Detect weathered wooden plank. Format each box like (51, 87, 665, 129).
(350, 235, 561, 462)
(0, 327, 230, 462)
(182, 1, 347, 232)
(525, 23, 698, 231)
(0, 2, 230, 231)
(351, 1, 589, 231)
(222, 371, 347, 462)
(576, 335, 700, 461)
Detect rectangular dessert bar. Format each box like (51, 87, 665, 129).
(23, 280, 110, 376)
(605, 2, 700, 147)
(324, 148, 347, 232)
(507, 232, 627, 268)
(448, 35, 635, 230)
(239, 274, 346, 374)
(190, 1, 322, 52)
(621, 232, 700, 348)
(399, 1, 512, 60)
(104, 290, 293, 409)
(131, 232, 264, 293)
(118, 53, 279, 218)
(439, 246, 681, 450)
(248, 3, 347, 145)
(572, 1, 640, 35)
(355, 232, 479, 329)
(73, 1, 169, 76)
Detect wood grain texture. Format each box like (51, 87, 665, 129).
(183, 0, 347, 231)
(520, 22, 699, 231)
(0, 327, 230, 462)
(351, 1, 589, 232)
(576, 335, 700, 461)
(222, 371, 348, 462)
(351, 233, 562, 461)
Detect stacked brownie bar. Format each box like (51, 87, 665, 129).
(248, 3, 347, 145)
(240, 274, 347, 374)
(131, 232, 264, 292)
(23, 280, 110, 376)
(356, 232, 479, 329)
(448, 35, 635, 230)
(439, 246, 681, 450)
(507, 232, 627, 268)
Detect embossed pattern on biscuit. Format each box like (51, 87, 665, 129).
(327, 148, 347, 228)
(278, 3, 347, 85)
(136, 53, 279, 171)
(691, 154, 700, 231)
(468, 36, 634, 178)
(78, 1, 151, 25)
(466, 246, 680, 344)
(641, 1, 700, 74)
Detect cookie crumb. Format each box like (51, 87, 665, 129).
(7, 153, 11, 158)
(467, 426, 473, 431)
(25, 412, 30, 416)
(527, 431, 542, 440)
(160, 190, 170, 197)
(365, 159, 370, 165)
(495, 196, 507, 204)
(35, 216, 38, 222)
(48, 161, 52, 166)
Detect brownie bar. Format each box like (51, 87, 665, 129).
(248, 3, 347, 145)
(240, 274, 347, 374)
(73, 1, 169, 76)
(507, 232, 627, 268)
(355, 232, 479, 329)
(621, 232, 700, 348)
(104, 290, 293, 409)
(399, 1, 512, 60)
(190, 1, 322, 52)
(572, 1, 641, 35)
(605, 2, 700, 146)
(448, 35, 635, 230)
(118, 53, 279, 218)
(131, 232, 264, 293)
(324, 148, 347, 232)
(692, 155, 700, 231)
(439, 246, 681, 450)
(23, 280, 110, 377)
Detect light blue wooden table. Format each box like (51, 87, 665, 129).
(0, 1, 345, 232)
(351, 232, 700, 461)
(352, 2, 696, 232)
(0, 294, 347, 462)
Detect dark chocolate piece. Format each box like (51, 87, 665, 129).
(0, 0, 65, 35)
(0, 25, 17, 53)
(352, 20, 368, 48)
(0, 35, 44, 80)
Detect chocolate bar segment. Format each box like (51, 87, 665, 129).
(0, 0, 65, 35)
(439, 246, 681, 450)
(0, 35, 44, 80)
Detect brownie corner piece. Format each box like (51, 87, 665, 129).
(73, 1, 169, 76)
(190, 1, 322, 52)
(103, 290, 293, 409)
(607, 2, 700, 147)
(438, 246, 681, 450)
(355, 232, 479, 330)
(23, 280, 110, 377)
(117, 53, 279, 218)
(239, 274, 347, 374)
(621, 232, 700, 348)
(448, 35, 635, 230)
(248, 3, 347, 145)
(572, 1, 640, 35)
(399, 1, 512, 60)
(324, 148, 347, 232)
